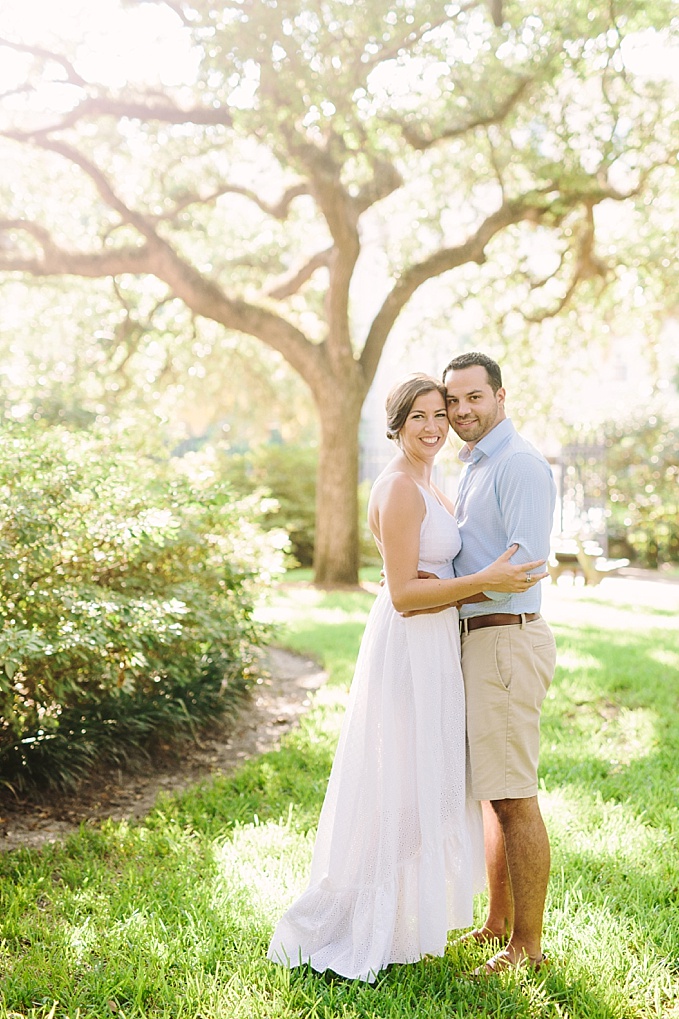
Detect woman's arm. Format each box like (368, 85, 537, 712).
(375, 474, 545, 614)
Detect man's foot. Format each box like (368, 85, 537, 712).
(473, 948, 549, 977)
(453, 926, 507, 948)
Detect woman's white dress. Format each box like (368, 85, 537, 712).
(267, 486, 484, 981)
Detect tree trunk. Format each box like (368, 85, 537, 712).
(313, 386, 365, 585)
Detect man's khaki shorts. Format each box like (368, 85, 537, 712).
(460, 616, 556, 801)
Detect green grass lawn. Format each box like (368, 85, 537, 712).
(1, 574, 678, 1018)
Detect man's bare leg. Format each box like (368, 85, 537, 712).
(455, 801, 513, 945)
(479, 800, 514, 939)
(483, 795, 550, 967)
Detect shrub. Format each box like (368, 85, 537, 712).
(604, 416, 679, 567)
(221, 444, 383, 570)
(221, 443, 317, 567)
(0, 424, 286, 792)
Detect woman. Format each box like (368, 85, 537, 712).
(267, 373, 545, 982)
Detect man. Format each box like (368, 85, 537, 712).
(443, 351, 557, 974)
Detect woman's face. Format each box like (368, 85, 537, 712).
(399, 389, 449, 459)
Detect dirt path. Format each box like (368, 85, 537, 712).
(0, 647, 327, 853)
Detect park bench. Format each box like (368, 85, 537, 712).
(548, 539, 630, 586)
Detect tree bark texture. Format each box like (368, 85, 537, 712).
(312, 380, 366, 585)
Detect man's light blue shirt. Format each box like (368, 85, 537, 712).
(453, 418, 556, 618)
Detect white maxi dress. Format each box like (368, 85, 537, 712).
(267, 486, 484, 981)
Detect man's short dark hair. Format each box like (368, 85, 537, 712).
(441, 352, 502, 393)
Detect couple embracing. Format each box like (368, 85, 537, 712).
(268, 352, 557, 982)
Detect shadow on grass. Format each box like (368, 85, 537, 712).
(542, 624, 679, 821)
(548, 622, 679, 706)
(279, 948, 627, 1019)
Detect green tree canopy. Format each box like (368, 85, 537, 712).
(1, 0, 678, 581)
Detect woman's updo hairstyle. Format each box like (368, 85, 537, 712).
(385, 373, 447, 445)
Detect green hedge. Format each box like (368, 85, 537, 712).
(0, 424, 285, 792)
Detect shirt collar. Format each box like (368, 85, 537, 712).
(458, 418, 515, 464)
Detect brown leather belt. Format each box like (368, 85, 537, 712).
(461, 612, 540, 633)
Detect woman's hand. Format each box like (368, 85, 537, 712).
(479, 545, 547, 592)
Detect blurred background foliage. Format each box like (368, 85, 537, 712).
(604, 415, 679, 568)
(221, 443, 318, 568)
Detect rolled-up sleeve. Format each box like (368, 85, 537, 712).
(482, 453, 555, 601)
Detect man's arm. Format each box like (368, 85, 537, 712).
(499, 453, 555, 561)
(482, 452, 555, 602)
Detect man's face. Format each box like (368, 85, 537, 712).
(444, 365, 506, 446)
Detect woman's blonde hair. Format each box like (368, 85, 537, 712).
(385, 373, 447, 444)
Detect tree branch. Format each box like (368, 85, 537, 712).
(276, 133, 360, 369)
(0, 128, 331, 384)
(0, 219, 54, 251)
(5, 96, 233, 139)
(204, 182, 307, 219)
(389, 74, 534, 151)
(522, 203, 609, 322)
(264, 248, 332, 300)
(488, 0, 504, 28)
(72, 95, 234, 128)
(354, 156, 404, 214)
(0, 37, 88, 87)
(0, 218, 328, 392)
(6, 134, 156, 239)
(149, 181, 308, 223)
(360, 187, 619, 381)
(0, 226, 155, 276)
(357, 4, 476, 72)
(275, 130, 403, 369)
(0, 33, 233, 136)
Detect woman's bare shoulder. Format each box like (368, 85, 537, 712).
(369, 470, 421, 506)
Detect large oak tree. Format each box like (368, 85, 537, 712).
(1, 0, 677, 582)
